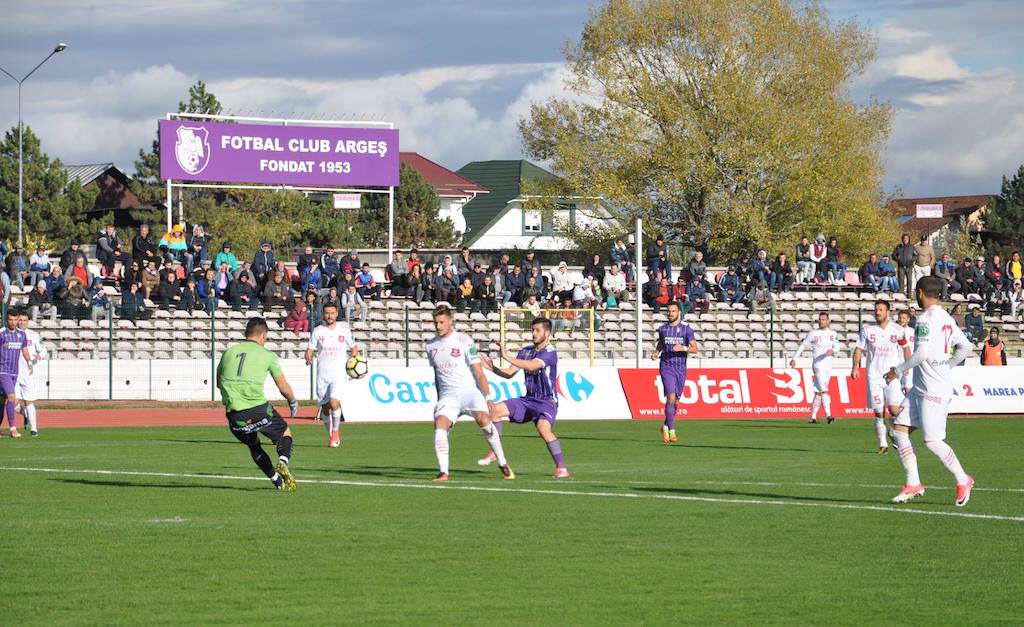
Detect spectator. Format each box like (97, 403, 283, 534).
(436, 254, 454, 277)
(987, 279, 1011, 316)
(6, 244, 29, 288)
(45, 265, 66, 300)
(524, 293, 542, 317)
(470, 263, 487, 289)
(228, 273, 259, 311)
(284, 297, 309, 335)
(809, 233, 827, 282)
(583, 254, 606, 292)
(192, 258, 213, 285)
(859, 253, 882, 292)
(972, 256, 991, 300)
(529, 266, 547, 298)
(1008, 279, 1024, 318)
(603, 263, 629, 307)
(456, 277, 476, 313)
(214, 242, 238, 272)
(769, 253, 794, 293)
(335, 270, 354, 294)
(321, 286, 340, 311)
(356, 263, 381, 301)
(301, 258, 323, 293)
(304, 290, 323, 329)
(954, 258, 977, 298)
(62, 276, 89, 320)
(214, 262, 234, 301)
(671, 276, 690, 314)
(892, 233, 916, 296)
(949, 303, 966, 328)
(964, 304, 984, 342)
(154, 270, 182, 310)
(795, 236, 815, 284)
(505, 264, 526, 305)
(184, 224, 209, 272)
(197, 268, 217, 314)
(262, 271, 293, 309)
(522, 275, 542, 304)
(407, 264, 425, 304)
(491, 265, 511, 305)
(934, 254, 959, 300)
(824, 236, 846, 284)
(234, 260, 257, 286)
(1006, 251, 1023, 283)
(296, 246, 316, 277)
(985, 254, 1005, 292)
(475, 275, 498, 313)
(28, 245, 51, 288)
(494, 252, 512, 276)
(752, 250, 771, 287)
(320, 246, 340, 287)
(60, 240, 87, 274)
(646, 234, 671, 281)
(552, 261, 575, 304)
(0, 262, 11, 304)
(421, 264, 440, 304)
(747, 280, 776, 315)
(253, 240, 276, 287)
(168, 258, 188, 285)
(119, 282, 149, 321)
(912, 235, 934, 291)
(522, 249, 542, 276)
(180, 278, 199, 312)
(108, 243, 132, 280)
(610, 238, 633, 281)
(735, 252, 753, 287)
(69, 255, 92, 289)
(439, 267, 458, 305)
(159, 223, 188, 263)
(980, 327, 1007, 365)
(28, 281, 55, 322)
(387, 251, 408, 292)
(455, 246, 473, 284)
(571, 278, 598, 310)
(340, 250, 361, 276)
(95, 225, 120, 273)
(89, 277, 111, 322)
(139, 260, 160, 299)
(686, 251, 707, 284)
(878, 254, 898, 292)
(122, 260, 143, 291)
(653, 277, 671, 312)
(407, 248, 422, 275)
(341, 283, 364, 322)
(718, 266, 744, 304)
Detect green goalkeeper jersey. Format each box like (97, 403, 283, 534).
(217, 341, 283, 413)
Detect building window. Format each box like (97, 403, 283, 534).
(524, 209, 542, 233)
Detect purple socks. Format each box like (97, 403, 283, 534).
(6, 400, 16, 428)
(546, 439, 565, 469)
(664, 403, 677, 430)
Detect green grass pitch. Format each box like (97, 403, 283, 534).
(2, 417, 1022, 625)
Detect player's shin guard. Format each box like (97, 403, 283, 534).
(874, 417, 887, 448)
(248, 444, 277, 479)
(664, 403, 677, 430)
(925, 440, 969, 484)
(481, 423, 508, 466)
(434, 428, 450, 474)
(809, 395, 821, 420)
(276, 435, 294, 465)
(546, 438, 566, 469)
(821, 393, 832, 417)
(893, 430, 920, 485)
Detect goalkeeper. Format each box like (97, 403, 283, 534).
(216, 317, 300, 491)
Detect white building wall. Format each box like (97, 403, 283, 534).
(473, 201, 615, 251)
(439, 198, 467, 235)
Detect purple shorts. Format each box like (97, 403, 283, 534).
(0, 374, 16, 396)
(506, 397, 558, 425)
(659, 365, 688, 398)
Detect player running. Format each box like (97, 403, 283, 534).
(16, 311, 47, 436)
(790, 311, 839, 424)
(426, 304, 513, 482)
(305, 302, 359, 448)
(216, 317, 300, 491)
(851, 301, 910, 454)
(0, 309, 33, 439)
(651, 301, 698, 443)
(478, 317, 570, 478)
(896, 309, 914, 396)
(885, 276, 975, 506)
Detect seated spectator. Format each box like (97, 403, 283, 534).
(421, 264, 440, 304)
(340, 249, 361, 276)
(45, 265, 66, 300)
(859, 254, 882, 292)
(610, 238, 634, 282)
(583, 254, 606, 293)
(179, 278, 199, 312)
(341, 283, 364, 322)
(522, 275, 542, 304)
(335, 270, 354, 293)
(69, 255, 93, 290)
(61, 276, 89, 320)
(60, 240, 87, 274)
(603, 263, 629, 307)
(971, 256, 990, 299)
(987, 279, 1011, 316)
(6, 244, 29, 288)
(387, 251, 408, 293)
(810, 233, 827, 282)
(571, 279, 598, 310)
(934, 254, 959, 299)
(505, 264, 525, 305)
(234, 260, 257, 287)
(28, 281, 55, 322)
(89, 277, 111, 322)
(407, 248, 422, 275)
(735, 252, 753, 287)
(284, 297, 309, 335)
(470, 263, 487, 289)
(769, 253, 794, 293)
(262, 271, 293, 309)
(955, 258, 979, 298)
(196, 268, 217, 314)
(321, 286, 340, 311)
(986, 254, 1005, 290)
(304, 290, 323, 329)
(794, 236, 815, 284)
(475, 275, 498, 313)
(159, 223, 188, 263)
(671, 276, 689, 313)
(214, 242, 238, 272)
(529, 266, 547, 298)
(122, 260, 143, 291)
(964, 304, 984, 342)
(653, 277, 671, 312)
(456, 277, 476, 313)
(1005, 251, 1022, 283)
(438, 254, 455, 278)
(0, 262, 11, 305)
(752, 250, 770, 287)
(718, 266, 744, 304)
(825, 236, 846, 284)
(154, 270, 182, 310)
(491, 265, 511, 305)
(355, 263, 381, 301)
(319, 246, 340, 287)
(252, 240, 276, 287)
(301, 258, 323, 293)
(524, 293, 542, 317)
(551, 261, 575, 304)
(184, 224, 209, 272)
(522, 249, 542, 277)
(1010, 279, 1024, 318)
(228, 273, 260, 311)
(980, 327, 1007, 365)
(296, 246, 316, 277)
(95, 225, 119, 275)
(28, 245, 51, 288)
(438, 267, 458, 305)
(686, 251, 707, 284)
(119, 281, 149, 321)
(877, 255, 898, 292)
(949, 303, 965, 328)
(407, 264, 425, 304)
(141, 260, 160, 299)
(747, 280, 776, 315)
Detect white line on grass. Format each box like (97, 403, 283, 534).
(564, 478, 1024, 494)
(4, 465, 1023, 523)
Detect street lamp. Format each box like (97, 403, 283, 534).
(1, 43, 67, 247)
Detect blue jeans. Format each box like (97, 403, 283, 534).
(769, 272, 792, 292)
(880, 276, 898, 292)
(648, 259, 672, 282)
(825, 262, 846, 281)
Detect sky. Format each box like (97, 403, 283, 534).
(1, 0, 1021, 198)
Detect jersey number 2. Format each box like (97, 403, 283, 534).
(235, 352, 248, 376)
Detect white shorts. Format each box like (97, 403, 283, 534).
(811, 363, 832, 393)
(893, 392, 949, 441)
(316, 373, 348, 406)
(866, 377, 904, 413)
(16, 373, 38, 402)
(433, 387, 488, 420)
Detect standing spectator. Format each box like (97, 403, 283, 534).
(95, 225, 120, 273)
(912, 235, 934, 291)
(421, 264, 440, 304)
(769, 253, 794, 293)
(6, 245, 29, 288)
(387, 251, 408, 293)
(610, 238, 633, 281)
(603, 263, 629, 306)
(824, 237, 846, 284)
(795, 236, 815, 284)
(1005, 251, 1023, 283)
(964, 305, 984, 342)
(301, 258, 322, 293)
(141, 260, 161, 299)
(407, 248, 422, 275)
(438, 267, 458, 305)
(119, 282, 148, 321)
(809, 233, 827, 283)
(522, 249, 542, 277)
(28, 245, 51, 288)
(551, 261, 575, 304)
(356, 263, 381, 301)
(455, 246, 473, 284)
(159, 223, 188, 262)
(320, 246, 340, 287)
(456, 277, 476, 312)
(214, 242, 238, 272)
(747, 280, 776, 315)
(341, 283, 365, 322)
(892, 233, 916, 296)
(184, 224, 209, 272)
(407, 264, 425, 304)
(228, 273, 259, 311)
(987, 279, 1011, 316)
(296, 246, 316, 277)
(646, 234, 671, 281)
(252, 241, 276, 287)
(752, 249, 771, 287)
(859, 254, 882, 292)
(28, 281, 55, 322)
(262, 271, 293, 309)
(686, 251, 707, 284)
(505, 264, 525, 305)
(340, 250, 361, 276)
(60, 240, 87, 274)
(934, 254, 959, 300)
(980, 328, 1007, 365)
(475, 275, 498, 313)
(132, 224, 159, 268)
(284, 297, 309, 335)
(89, 278, 111, 322)
(718, 266, 744, 304)
(1009, 280, 1024, 318)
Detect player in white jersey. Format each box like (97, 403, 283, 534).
(851, 301, 910, 453)
(16, 311, 46, 436)
(425, 304, 513, 482)
(304, 302, 359, 448)
(896, 310, 914, 394)
(884, 276, 974, 506)
(790, 311, 840, 424)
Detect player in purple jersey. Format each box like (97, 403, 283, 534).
(651, 301, 698, 444)
(0, 309, 34, 438)
(480, 317, 570, 478)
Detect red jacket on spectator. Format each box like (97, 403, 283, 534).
(656, 280, 671, 306)
(671, 282, 687, 302)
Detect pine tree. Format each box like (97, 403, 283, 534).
(985, 165, 1024, 255)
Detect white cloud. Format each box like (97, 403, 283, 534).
(877, 22, 929, 43)
(884, 46, 969, 81)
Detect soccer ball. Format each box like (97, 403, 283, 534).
(346, 354, 369, 380)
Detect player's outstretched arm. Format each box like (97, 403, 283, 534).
(481, 353, 519, 379)
(887, 346, 928, 383)
(949, 333, 974, 367)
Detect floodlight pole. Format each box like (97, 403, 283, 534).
(387, 186, 395, 259)
(635, 217, 643, 368)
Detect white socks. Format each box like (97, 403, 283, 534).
(810, 395, 821, 420)
(331, 409, 342, 432)
(893, 430, 921, 485)
(481, 423, 508, 466)
(434, 428, 450, 474)
(874, 417, 887, 448)
(821, 393, 832, 417)
(925, 440, 969, 484)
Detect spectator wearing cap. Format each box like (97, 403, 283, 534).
(95, 225, 120, 274)
(387, 251, 409, 292)
(1008, 279, 1024, 318)
(505, 264, 526, 305)
(769, 252, 794, 293)
(28, 281, 54, 322)
(987, 279, 1011, 316)
(552, 261, 575, 305)
(809, 234, 827, 282)
(320, 246, 340, 286)
(262, 271, 294, 309)
(610, 238, 634, 282)
(878, 254, 898, 292)
(6, 244, 29, 288)
(297, 246, 316, 277)
(356, 263, 381, 300)
(824, 236, 846, 284)
(28, 245, 51, 289)
(253, 240, 276, 287)
(718, 266, 744, 304)
(301, 258, 322, 293)
(475, 274, 498, 313)
(184, 224, 209, 272)
(228, 272, 259, 311)
(603, 263, 629, 307)
(89, 277, 111, 322)
(912, 235, 935, 291)
(859, 254, 882, 292)
(60, 240, 87, 274)
(455, 247, 473, 284)
(981, 327, 1007, 365)
(646, 234, 671, 282)
(964, 304, 984, 342)
(795, 236, 815, 285)
(132, 224, 159, 268)
(892, 233, 916, 296)
(934, 254, 958, 300)
(214, 242, 238, 272)
(971, 256, 990, 299)
(159, 223, 188, 263)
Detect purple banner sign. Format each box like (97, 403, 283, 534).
(159, 119, 399, 187)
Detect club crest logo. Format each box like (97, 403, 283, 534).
(450, 348, 461, 357)
(174, 125, 210, 175)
